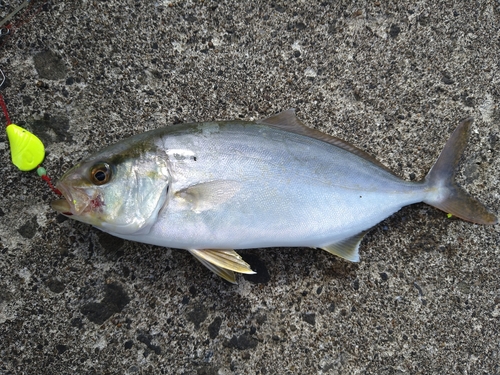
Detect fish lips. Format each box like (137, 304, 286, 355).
(51, 183, 91, 216)
(51, 198, 73, 215)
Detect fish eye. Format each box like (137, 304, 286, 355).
(90, 163, 112, 185)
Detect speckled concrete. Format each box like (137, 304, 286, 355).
(0, 1, 499, 374)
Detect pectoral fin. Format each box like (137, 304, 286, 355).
(176, 180, 242, 213)
(188, 249, 256, 283)
(320, 231, 369, 262)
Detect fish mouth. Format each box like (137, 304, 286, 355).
(50, 183, 90, 216)
(51, 182, 75, 215)
(51, 182, 73, 215)
(51, 198, 73, 215)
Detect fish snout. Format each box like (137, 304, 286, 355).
(51, 183, 93, 216)
(51, 198, 73, 215)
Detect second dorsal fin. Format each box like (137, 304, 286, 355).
(258, 109, 398, 176)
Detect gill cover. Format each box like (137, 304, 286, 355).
(99, 151, 171, 235)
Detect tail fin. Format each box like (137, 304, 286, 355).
(424, 118, 497, 225)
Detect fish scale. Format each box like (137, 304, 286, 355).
(51, 110, 497, 283)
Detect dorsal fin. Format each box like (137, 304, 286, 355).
(258, 109, 398, 176)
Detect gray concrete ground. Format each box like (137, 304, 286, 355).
(0, 1, 499, 374)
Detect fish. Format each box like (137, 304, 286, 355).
(51, 110, 497, 283)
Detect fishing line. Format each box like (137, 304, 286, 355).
(0, 1, 31, 29)
(1, 68, 61, 195)
(0, 1, 48, 48)
(1, 1, 62, 196)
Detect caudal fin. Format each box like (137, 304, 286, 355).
(424, 118, 497, 225)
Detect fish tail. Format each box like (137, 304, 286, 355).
(423, 118, 497, 224)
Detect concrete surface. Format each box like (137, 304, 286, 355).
(0, 1, 499, 374)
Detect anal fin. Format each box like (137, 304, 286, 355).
(188, 249, 256, 283)
(320, 231, 369, 262)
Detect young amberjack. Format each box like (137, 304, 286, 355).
(52, 110, 497, 282)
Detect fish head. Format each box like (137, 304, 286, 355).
(51, 139, 170, 235)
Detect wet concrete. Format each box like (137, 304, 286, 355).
(0, 1, 499, 374)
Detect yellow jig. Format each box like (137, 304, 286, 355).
(6, 123, 45, 171)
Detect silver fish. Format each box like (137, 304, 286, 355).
(52, 110, 497, 282)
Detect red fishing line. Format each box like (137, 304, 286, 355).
(0, 1, 49, 48)
(1, 2, 63, 197)
(38, 166, 62, 196)
(1, 76, 62, 196)
(0, 93, 11, 125)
